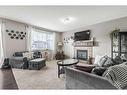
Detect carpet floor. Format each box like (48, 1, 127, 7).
(12, 60, 65, 89)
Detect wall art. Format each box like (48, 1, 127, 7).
(64, 36, 74, 44)
(6, 29, 26, 40)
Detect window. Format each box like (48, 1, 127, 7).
(31, 28, 54, 50)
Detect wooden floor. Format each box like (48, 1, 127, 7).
(0, 68, 18, 89)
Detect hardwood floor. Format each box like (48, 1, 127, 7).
(0, 68, 18, 89)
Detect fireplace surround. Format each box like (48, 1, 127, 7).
(77, 50, 88, 60)
(73, 40, 93, 63)
(74, 46, 93, 63)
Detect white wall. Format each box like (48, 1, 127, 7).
(62, 17, 127, 58)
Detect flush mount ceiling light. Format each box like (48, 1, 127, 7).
(60, 17, 75, 24)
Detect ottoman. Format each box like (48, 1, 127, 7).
(28, 58, 46, 70)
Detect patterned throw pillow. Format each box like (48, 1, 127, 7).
(113, 56, 123, 65)
(29, 51, 34, 59)
(97, 55, 108, 66)
(102, 57, 115, 67)
(23, 52, 29, 59)
(94, 55, 103, 66)
(23, 52, 34, 59)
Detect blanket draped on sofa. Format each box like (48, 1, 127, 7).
(103, 63, 127, 89)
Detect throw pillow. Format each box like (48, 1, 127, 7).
(29, 51, 34, 59)
(96, 55, 108, 66)
(23, 52, 32, 59)
(113, 56, 123, 65)
(23, 52, 29, 58)
(91, 67, 107, 76)
(74, 65, 95, 73)
(102, 57, 115, 67)
(120, 54, 127, 62)
(94, 55, 103, 66)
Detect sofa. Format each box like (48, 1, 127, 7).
(65, 55, 127, 89)
(65, 67, 116, 89)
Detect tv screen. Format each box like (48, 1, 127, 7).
(74, 30, 91, 41)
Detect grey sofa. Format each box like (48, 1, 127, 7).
(65, 67, 117, 89)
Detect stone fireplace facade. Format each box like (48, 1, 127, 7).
(73, 40, 94, 62)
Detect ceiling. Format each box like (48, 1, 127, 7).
(0, 6, 127, 32)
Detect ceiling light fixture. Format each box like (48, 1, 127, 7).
(60, 17, 75, 24)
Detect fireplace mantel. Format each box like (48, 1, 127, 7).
(72, 40, 94, 47)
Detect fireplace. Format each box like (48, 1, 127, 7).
(77, 50, 88, 60)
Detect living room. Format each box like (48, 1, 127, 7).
(1, 6, 127, 90)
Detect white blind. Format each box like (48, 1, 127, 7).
(31, 28, 54, 50)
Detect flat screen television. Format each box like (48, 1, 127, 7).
(74, 30, 91, 41)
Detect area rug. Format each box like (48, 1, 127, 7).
(12, 60, 65, 89)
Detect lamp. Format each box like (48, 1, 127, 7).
(57, 42, 63, 52)
(57, 42, 63, 46)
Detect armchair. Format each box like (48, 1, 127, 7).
(9, 51, 43, 69)
(9, 51, 29, 69)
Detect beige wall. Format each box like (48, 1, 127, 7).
(2, 19, 27, 58)
(1, 18, 62, 58)
(54, 32, 62, 53)
(62, 17, 127, 58)
(4, 16, 127, 58)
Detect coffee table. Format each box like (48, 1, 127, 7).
(57, 59, 79, 78)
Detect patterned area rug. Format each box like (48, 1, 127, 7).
(12, 60, 65, 89)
